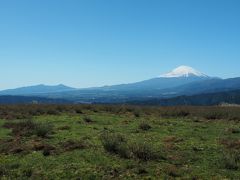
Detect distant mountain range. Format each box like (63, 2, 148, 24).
(0, 84, 75, 95)
(0, 65, 240, 105)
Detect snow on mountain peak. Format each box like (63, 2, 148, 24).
(159, 65, 208, 78)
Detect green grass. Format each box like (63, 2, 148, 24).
(0, 105, 240, 179)
(0, 119, 11, 139)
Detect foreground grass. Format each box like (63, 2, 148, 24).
(0, 105, 240, 179)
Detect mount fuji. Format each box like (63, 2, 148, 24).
(159, 65, 209, 78)
(92, 65, 212, 92)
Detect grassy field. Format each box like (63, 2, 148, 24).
(0, 105, 240, 179)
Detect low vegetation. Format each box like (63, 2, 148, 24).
(0, 104, 240, 179)
(138, 121, 152, 131)
(4, 119, 53, 138)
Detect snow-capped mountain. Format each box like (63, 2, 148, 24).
(84, 66, 212, 93)
(0, 66, 224, 104)
(159, 65, 208, 78)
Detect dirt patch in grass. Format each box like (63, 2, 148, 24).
(57, 125, 71, 131)
(3, 119, 54, 138)
(163, 136, 184, 143)
(0, 137, 91, 156)
(1, 120, 56, 156)
(0, 138, 25, 154)
(163, 136, 183, 152)
(220, 138, 240, 150)
(0, 138, 56, 156)
(60, 139, 90, 152)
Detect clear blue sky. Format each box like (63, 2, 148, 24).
(0, 0, 240, 89)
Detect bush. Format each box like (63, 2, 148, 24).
(134, 111, 140, 118)
(129, 141, 160, 161)
(175, 110, 190, 117)
(42, 145, 56, 156)
(4, 119, 53, 138)
(203, 111, 226, 120)
(75, 109, 83, 114)
(137, 167, 148, 174)
(165, 165, 181, 177)
(116, 143, 131, 159)
(46, 109, 59, 115)
(229, 115, 240, 121)
(23, 169, 32, 177)
(100, 132, 163, 161)
(100, 132, 126, 154)
(139, 122, 151, 131)
(223, 151, 240, 170)
(161, 109, 190, 118)
(4, 119, 36, 136)
(227, 128, 240, 134)
(84, 117, 94, 123)
(34, 123, 53, 138)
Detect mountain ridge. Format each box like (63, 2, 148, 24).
(129, 89, 240, 106)
(1, 65, 240, 105)
(0, 84, 75, 96)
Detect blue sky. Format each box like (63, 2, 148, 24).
(0, 0, 240, 89)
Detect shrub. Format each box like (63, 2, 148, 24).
(46, 109, 59, 115)
(75, 109, 83, 114)
(229, 115, 240, 121)
(100, 132, 163, 161)
(23, 169, 32, 177)
(42, 144, 56, 156)
(0, 166, 6, 177)
(175, 110, 190, 117)
(100, 132, 126, 154)
(134, 111, 140, 118)
(84, 117, 94, 123)
(165, 165, 180, 177)
(139, 122, 151, 131)
(4, 119, 53, 138)
(223, 151, 240, 170)
(161, 109, 190, 118)
(129, 141, 160, 161)
(4, 119, 36, 136)
(227, 128, 240, 134)
(34, 123, 53, 138)
(137, 167, 148, 174)
(203, 111, 226, 120)
(116, 143, 131, 159)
